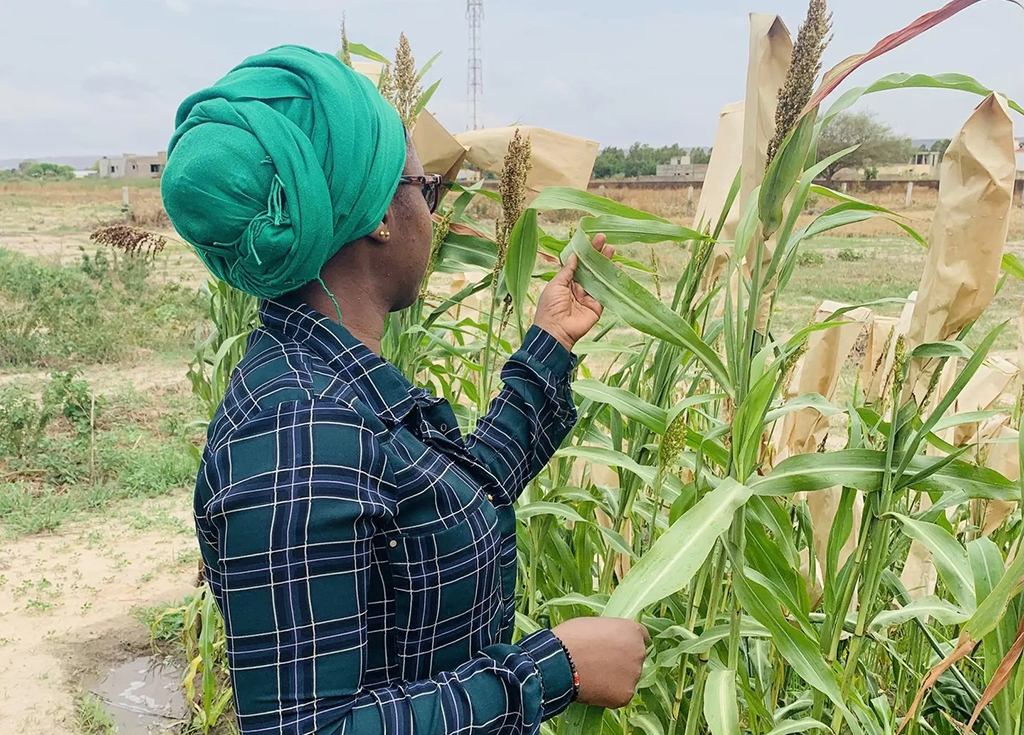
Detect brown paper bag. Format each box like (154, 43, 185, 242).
(696, 102, 745, 293)
(906, 94, 1016, 398)
(861, 315, 901, 403)
(978, 416, 1018, 536)
(352, 60, 385, 87)
(413, 111, 468, 182)
(454, 126, 599, 196)
(779, 301, 870, 598)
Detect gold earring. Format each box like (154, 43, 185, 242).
(380, 229, 390, 238)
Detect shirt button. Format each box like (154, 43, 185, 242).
(389, 540, 397, 548)
(487, 494, 493, 502)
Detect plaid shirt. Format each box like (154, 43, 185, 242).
(194, 297, 579, 735)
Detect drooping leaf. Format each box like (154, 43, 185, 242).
(889, 514, 975, 611)
(704, 669, 740, 735)
(504, 210, 539, 335)
(805, 0, 1021, 113)
(530, 187, 665, 221)
(572, 379, 669, 434)
(603, 478, 752, 619)
(562, 229, 733, 397)
(580, 215, 708, 245)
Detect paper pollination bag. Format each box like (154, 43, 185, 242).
(413, 111, 468, 182)
(454, 126, 600, 197)
(774, 301, 871, 599)
(741, 14, 792, 331)
(905, 93, 1016, 399)
(696, 101, 745, 294)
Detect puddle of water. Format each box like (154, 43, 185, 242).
(90, 655, 189, 735)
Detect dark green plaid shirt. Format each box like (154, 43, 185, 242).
(194, 298, 578, 735)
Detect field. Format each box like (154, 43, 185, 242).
(1, 174, 1022, 734)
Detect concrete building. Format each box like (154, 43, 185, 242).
(655, 155, 709, 181)
(98, 152, 167, 179)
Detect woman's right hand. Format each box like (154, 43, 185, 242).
(552, 617, 649, 708)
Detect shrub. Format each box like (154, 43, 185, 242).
(838, 247, 865, 262)
(797, 250, 825, 266)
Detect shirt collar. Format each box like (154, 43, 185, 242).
(258, 297, 417, 425)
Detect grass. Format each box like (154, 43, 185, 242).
(74, 692, 119, 735)
(0, 248, 203, 368)
(0, 378, 201, 539)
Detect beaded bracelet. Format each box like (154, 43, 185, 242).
(554, 637, 581, 702)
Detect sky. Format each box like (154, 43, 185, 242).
(1, 0, 1022, 161)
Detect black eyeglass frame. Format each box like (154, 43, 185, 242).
(399, 174, 446, 214)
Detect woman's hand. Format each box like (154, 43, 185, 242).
(552, 617, 648, 708)
(533, 233, 615, 353)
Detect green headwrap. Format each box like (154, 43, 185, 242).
(161, 45, 407, 299)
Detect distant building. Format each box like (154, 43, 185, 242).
(98, 152, 167, 179)
(655, 155, 708, 181)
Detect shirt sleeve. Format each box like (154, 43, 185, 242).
(464, 326, 578, 504)
(197, 399, 574, 735)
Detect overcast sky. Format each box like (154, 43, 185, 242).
(1, 0, 1022, 161)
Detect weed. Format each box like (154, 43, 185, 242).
(74, 692, 119, 735)
(837, 246, 865, 262)
(797, 250, 825, 266)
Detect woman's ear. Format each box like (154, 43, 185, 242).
(367, 216, 391, 244)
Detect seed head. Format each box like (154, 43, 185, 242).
(391, 33, 421, 129)
(892, 335, 908, 398)
(377, 66, 394, 106)
(659, 412, 689, 471)
(339, 15, 353, 69)
(90, 224, 166, 260)
(766, 0, 832, 168)
(422, 207, 452, 291)
(495, 129, 532, 270)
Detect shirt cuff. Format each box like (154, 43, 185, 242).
(521, 325, 577, 380)
(517, 629, 575, 720)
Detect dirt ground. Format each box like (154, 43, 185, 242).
(0, 494, 198, 734)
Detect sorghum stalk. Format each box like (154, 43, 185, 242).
(479, 131, 531, 416)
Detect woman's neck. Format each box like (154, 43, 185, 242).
(299, 274, 391, 356)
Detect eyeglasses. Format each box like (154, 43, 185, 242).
(399, 174, 445, 214)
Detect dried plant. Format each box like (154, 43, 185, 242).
(90, 224, 166, 261)
(391, 33, 421, 129)
(766, 0, 832, 167)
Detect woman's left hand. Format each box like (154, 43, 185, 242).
(533, 233, 615, 353)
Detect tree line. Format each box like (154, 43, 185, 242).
(597, 111, 924, 181)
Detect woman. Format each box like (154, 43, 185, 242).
(162, 45, 647, 735)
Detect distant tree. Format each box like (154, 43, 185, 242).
(20, 162, 75, 180)
(816, 111, 912, 181)
(624, 142, 659, 178)
(593, 146, 626, 179)
(690, 147, 712, 165)
(930, 138, 952, 156)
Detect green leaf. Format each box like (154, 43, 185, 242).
(530, 188, 665, 221)
(541, 592, 608, 615)
(630, 712, 666, 735)
(751, 449, 1017, 501)
(603, 479, 752, 619)
(561, 229, 733, 398)
(822, 72, 1024, 127)
(960, 541, 1024, 644)
(579, 215, 708, 245)
(912, 341, 973, 359)
(516, 501, 586, 523)
(760, 112, 818, 240)
(888, 514, 975, 611)
(870, 596, 970, 630)
(572, 379, 669, 434)
(348, 43, 390, 65)
(704, 669, 740, 735)
(764, 393, 840, 423)
(556, 445, 688, 498)
(766, 719, 832, 735)
(504, 210, 539, 336)
(415, 50, 442, 82)
(730, 560, 862, 734)
(436, 232, 497, 273)
(413, 78, 442, 118)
